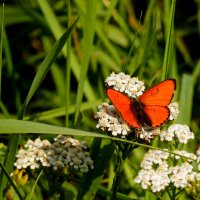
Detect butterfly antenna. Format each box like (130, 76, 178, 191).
(122, 11, 143, 73)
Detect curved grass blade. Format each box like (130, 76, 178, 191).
(74, 0, 97, 125)
(0, 163, 23, 200)
(18, 15, 80, 119)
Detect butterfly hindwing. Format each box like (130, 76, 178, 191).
(139, 79, 176, 106)
(142, 105, 170, 128)
(106, 88, 140, 128)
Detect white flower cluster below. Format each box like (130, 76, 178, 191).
(14, 135, 94, 173)
(134, 149, 200, 192)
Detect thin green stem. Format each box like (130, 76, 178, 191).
(111, 151, 124, 200)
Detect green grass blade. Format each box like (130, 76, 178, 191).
(36, 0, 97, 104)
(0, 163, 23, 200)
(74, 0, 98, 124)
(0, 119, 183, 155)
(25, 170, 43, 200)
(19, 16, 79, 119)
(131, 0, 156, 77)
(95, 23, 121, 65)
(161, 0, 176, 80)
(0, 119, 108, 138)
(177, 60, 200, 125)
(177, 74, 193, 125)
(36, 0, 63, 39)
(24, 100, 101, 121)
(0, 3, 4, 101)
(0, 134, 20, 199)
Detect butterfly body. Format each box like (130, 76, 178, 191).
(131, 98, 152, 128)
(106, 79, 176, 129)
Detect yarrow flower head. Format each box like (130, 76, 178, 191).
(160, 124, 194, 143)
(14, 138, 51, 170)
(14, 135, 94, 173)
(134, 149, 170, 192)
(95, 103, 132, 138)
(105, 72, 145, 98)
(169, 162, 196, 188)
(168, 102, 179, 120)
(134, 149, 200, 193)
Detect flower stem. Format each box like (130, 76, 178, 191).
(111, 143, 137, 199)
(111, 152, 124, 200)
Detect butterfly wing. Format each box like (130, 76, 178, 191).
(142, 106, 170, 127)
(106, 88, 140, 128)
(139, 79, 176, 128)
(139, 79, 176, 106)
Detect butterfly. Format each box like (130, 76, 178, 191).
(106, 79, 176, 129)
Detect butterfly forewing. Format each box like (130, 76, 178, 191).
(106, 88, 140, 128)
(139, 79, 176, 106)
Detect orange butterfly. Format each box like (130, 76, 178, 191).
(106, 79, 176, 129)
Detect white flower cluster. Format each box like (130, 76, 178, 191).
(95, 103, 132, 138)
(168, 102, 179, 120)
(105, 72, 145, 98)
(14, 138, 51, 169)
(169, 162, 196, 188)
(50, 135, 94, 172)
(160, 124, 194, 143)
(14, 135, 94, 173)
(134, 150, 170, 192)
(134, 149, 200, 192)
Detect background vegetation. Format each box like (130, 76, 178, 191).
(0, 0, 199, 199)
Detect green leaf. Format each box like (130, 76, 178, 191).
(0, 119, 107, 138)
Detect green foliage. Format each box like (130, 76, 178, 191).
(0, 0, 199, 199)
